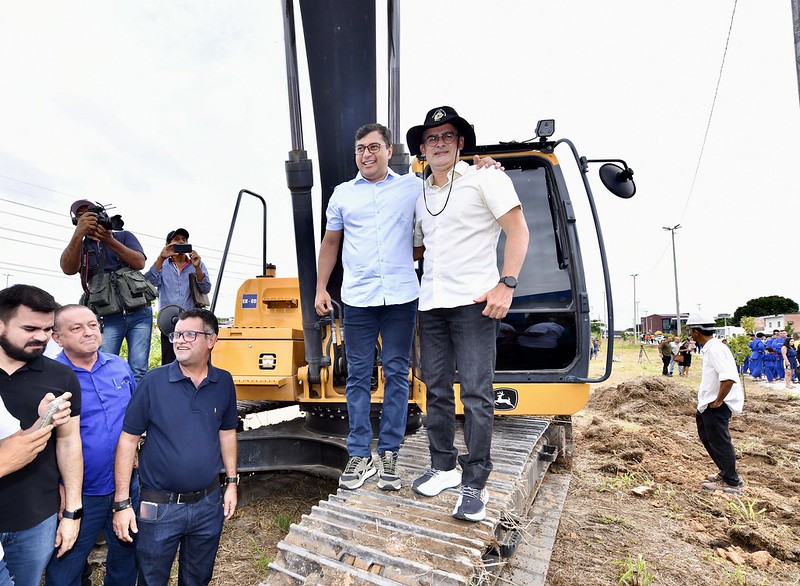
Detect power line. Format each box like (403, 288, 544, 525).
(0, 226, 67, 243)
(0, 236, 64, 251)
(678, 0, 738, 221)
(0, 173, 80, 198)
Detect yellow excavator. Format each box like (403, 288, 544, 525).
(205, 1, 636, 583)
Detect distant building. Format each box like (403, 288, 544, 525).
(640, 313, 690, 336)
(754, 314, 800, 334)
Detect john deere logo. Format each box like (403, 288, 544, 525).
(494, 388, 518, 411)
(432, 108, 446, 122)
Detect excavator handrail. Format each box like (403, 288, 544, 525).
(211, 189, 267, 314)
(554, 138, 614, 384)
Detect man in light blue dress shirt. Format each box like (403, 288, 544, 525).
(315, 123, 421, 491)
(145, 228, 212, 365)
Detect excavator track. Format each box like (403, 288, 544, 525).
(265, 416, 569, 585)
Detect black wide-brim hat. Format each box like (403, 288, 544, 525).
(406, 106, 476, 157)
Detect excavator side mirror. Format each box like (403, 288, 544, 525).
(599, 163, 636, 199)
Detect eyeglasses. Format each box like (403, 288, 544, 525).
(168, 330, 212, 343)
(355, 143, 384, 155)
(424, 131, 458, 146)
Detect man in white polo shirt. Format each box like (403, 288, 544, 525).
(408, 106, 529, 522)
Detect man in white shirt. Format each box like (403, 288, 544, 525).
(687, 314, 744, 495)
(407, 106, 529, 522)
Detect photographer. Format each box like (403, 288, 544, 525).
(60, 199, 154, 382)
(145, 228, 212, 365)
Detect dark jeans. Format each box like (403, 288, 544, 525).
(661, 355, 671, 375)
(45, 475, 140, 586)
(696, 404, 740, 485)
(135, 487, 224, 586)
(419, 303, 498, 489)
(343, 300, 417, 457)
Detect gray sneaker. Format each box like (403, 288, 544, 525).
(377, 451, 401, 491)
(706, 471, 722, 483)
(339, 456, 377, 490)
(701, 478, 742, 495)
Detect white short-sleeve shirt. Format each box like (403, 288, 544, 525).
(0, 396, 20, 441)
(414, 161, 521, 311)
(698, 337, 744, 414)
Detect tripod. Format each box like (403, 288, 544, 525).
(638, 344, 651, 364)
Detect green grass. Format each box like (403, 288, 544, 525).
(273, 511, 294, 532)
(250, 537, 273, 575)
(613, 554, 656, 586)
(728, 497, 767, 524)
(598, 471, 651, 492)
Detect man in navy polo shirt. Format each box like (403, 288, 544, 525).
(45, 304, 138, 586)
(112, 309, 238, 585)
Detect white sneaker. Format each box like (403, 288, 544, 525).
(411, 467, 461, 497)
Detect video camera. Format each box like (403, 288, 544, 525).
(72, 203, 125, 231)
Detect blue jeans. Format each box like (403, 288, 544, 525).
(418, 303, 498, 489)
(343, 301, 417, 457)
(100, 305, 153, 382)
(135, 487, 224, 586)
(45, 475, 140, 586)
(0, 514, 57, 586)
(0, 554, 11, 586)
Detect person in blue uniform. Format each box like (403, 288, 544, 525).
(748, 332, 766, 380)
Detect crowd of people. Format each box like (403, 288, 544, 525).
(742, 329, 798, 389)
(0, 104, 528, 584)
(2, 104, 758, 584)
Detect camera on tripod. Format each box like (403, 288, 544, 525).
(71, 202, 125, 231)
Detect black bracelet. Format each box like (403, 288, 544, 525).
(112, 498, 132, 512)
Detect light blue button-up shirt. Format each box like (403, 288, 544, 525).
(326, 169, 421, 307)
(145, 259, 211, 311)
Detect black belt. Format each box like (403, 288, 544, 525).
(140, 479, 219, 505)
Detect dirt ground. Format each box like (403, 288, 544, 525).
(89, 343, 800, 585)
(546, 345, 800, 586)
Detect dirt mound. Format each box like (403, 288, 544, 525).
(591, 375, 696, 418)
(549, 371, 800, 585)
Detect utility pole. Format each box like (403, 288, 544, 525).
(1, 273, 11, 288)
(663, 225, 682, 336)
(630, 273, 639, 340)
(793, 0, 800, 107)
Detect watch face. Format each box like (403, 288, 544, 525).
(501, 276, 518, 288)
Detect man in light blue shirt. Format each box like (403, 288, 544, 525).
(145, 228, 212, 364)
(315, 123, 421, 491)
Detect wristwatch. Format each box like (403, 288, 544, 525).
(224, 475, 240, 486)
(62, 508, 83, 520)
(499, 276, 518, 289)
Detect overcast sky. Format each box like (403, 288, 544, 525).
(1, 1, 798, 328)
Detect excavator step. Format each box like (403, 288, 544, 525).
(264, 416, 566, 585)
